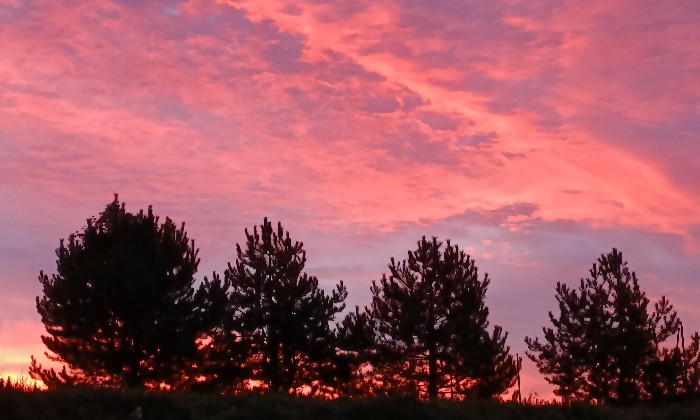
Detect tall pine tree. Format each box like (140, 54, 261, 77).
(369, 236, 517, 400)
(211, 218, 347, 394)
(525, 248, 681, 403)
(30, 195, 225, 389)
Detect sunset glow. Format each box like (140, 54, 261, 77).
(1, 1, 699, 398)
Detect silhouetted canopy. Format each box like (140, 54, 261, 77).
(31, 195, 226, 389)
(368, 236, 518, 400)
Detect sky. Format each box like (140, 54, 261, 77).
(1, 0, 699, 398)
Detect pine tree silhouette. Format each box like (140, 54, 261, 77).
(526, 248, 682, 403)
(369, 236, 517, 400)
(31, 195, 225, 389)
(210, 218, 347, 394)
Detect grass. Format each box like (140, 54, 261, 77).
(2, 385, 700, 420)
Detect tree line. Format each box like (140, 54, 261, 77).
(27, 196, 700, 403)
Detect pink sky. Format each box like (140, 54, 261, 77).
(1, 0, 699, 398)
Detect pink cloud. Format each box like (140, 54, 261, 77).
(5, 0, 694, 235)
(197, 0, 699, 234)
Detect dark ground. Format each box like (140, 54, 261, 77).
(2, 388, 700, 420)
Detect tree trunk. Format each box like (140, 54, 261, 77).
(427, 299, 438, 400)
(268, 336, 281, 392)
(428, 341, 438, 400)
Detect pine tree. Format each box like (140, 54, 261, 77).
(213, 218, 347, 394)
(525, 248, 681, 403)
(195, 271, 252, 393)
(30, 195, 225, 389)
(331, 306, 378, 397)
(369, 236, 517, 400)
(679, 332, 700, 399)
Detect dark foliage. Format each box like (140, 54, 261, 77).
(0, 377, 38, 393)
(206, 218, 347, 394)
(525, 248, 686, 404)
(368, 236, 518, 400)
(680, 332, 700, 398)
(31, 195, 226, 389)
(332, 306, 378, 397)
(644, 326, 700, 402)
